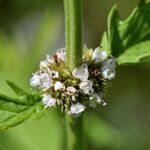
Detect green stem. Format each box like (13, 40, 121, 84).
(64, 0, 84, 150)
(64, 0, 83, 70)
(65, 115, 84, 150)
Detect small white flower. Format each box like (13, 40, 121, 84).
(92, 47, 107, 62)
(30, 73, 41, 87)
(40, 72, 54, 91)
(46, 54, 55, 64)
(101, 67, 116, 80)
(66, 86, 77, 95)
(49, 70, 59, 78)
(40, 60, 49, 69)
(72, 63, 89, 81)
(104, 58, 116, 70)
(30, 71, 53, 90)
(56, 48, 66, 62)
(79, 80, 94, 95)
(68, 102, 85, 117)
(101, 57, 116, 80)
(42, 94, 56, 108)
(54, 81, 64, 91)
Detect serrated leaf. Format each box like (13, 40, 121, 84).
(106, 4, 124, 56)
(101, 0, 150, 64)
(117, 41, 150, 64)
(0, 82, 44, 131)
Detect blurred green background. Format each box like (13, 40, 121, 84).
(0, 0, 150, 150)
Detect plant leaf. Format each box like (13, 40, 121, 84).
(101, 0, 150, 64)
(0, 93, 28, 105)
(6, 80, 27, 96)
(0, 106, 35, 131)
(100, 31, 110, 55)
(0, 100, 28, 113)
(117, 40, 150, 64)
(0, 82, 44, 131)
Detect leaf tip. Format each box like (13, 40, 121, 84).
(111, 4, 118, 12)
(5, 80, 27, 96)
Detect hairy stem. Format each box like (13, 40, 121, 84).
(64, 0, 83, 70)
(64, 0, 84, 150)
(65, 115, 84, 150)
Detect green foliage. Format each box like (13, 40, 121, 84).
(0, 81, 44, 131)
(117, 41, 150, 64)
(101, 0, 150, 64)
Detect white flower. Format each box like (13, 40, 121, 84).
(39, 72, 54, 91)
(49, 70, 59, 78)
(101, 67, 116, 80)
(66, 86, 77, 96)
(72, 63, 89, 81)
(30, 73, 41, 87)
(54, 81, 64, 91)
(30, 70, 53, 91)
(68, 102, 85, 117)
(56, 48, 66, 62)
(79, 80, 94, 95)
(101, 57, 116, 80)
(39, 60, 49, 69)
(92, 47, 107, 62)
(104, 57, 116, 70)
(30, 71, 53, 90)
(42, 94, 56, 108)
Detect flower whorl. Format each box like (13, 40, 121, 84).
(30, 47, 116, 117)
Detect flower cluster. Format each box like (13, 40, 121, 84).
(30, 47, 116, 117)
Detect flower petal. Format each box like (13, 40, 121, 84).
(92, 47, 107, 62)
(68, 102, 85, 117)
(54, 81, 64, 91)
(79, 80, 94, 95)
(40, 60, 49, 69)
(72, 63, 89, 81)
(30, 73, 41, 87)
(42, 94, 56, 108)
(56, 48, 66, 62)
(101, 66, 116, 80)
